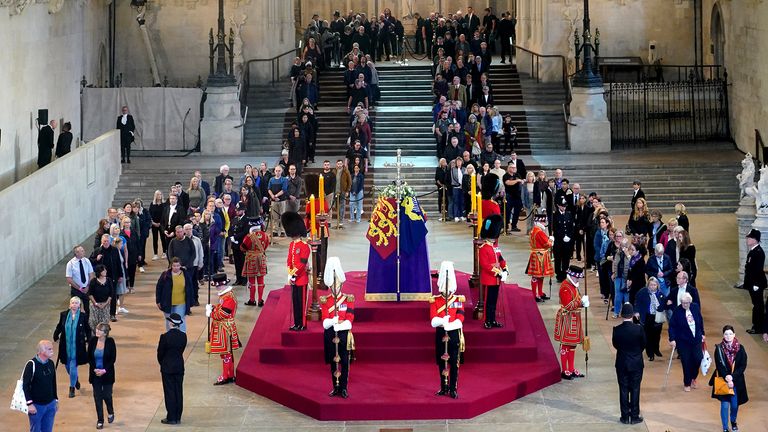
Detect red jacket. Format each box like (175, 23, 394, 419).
(287, 239, 311, 286)
(479, 240, 507, 285)
(429, 294, 466, 323)
(320, 293, 355, 323)
(481, 199, 501, 217)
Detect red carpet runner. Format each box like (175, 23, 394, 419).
(236, 271, 561, 421)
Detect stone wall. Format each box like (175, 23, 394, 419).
(0, 130, 121, 311)
(516, 0, 696, 82)
(0, 1, 108, 191)
(701, 0, 768, 154)
(114, 0, 295, 87)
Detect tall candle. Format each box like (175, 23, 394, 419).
(318, 175, 325, 212)
(470, 174, 477, 213)
(476, 192, 483, 237)
(309, 194, 317, 238)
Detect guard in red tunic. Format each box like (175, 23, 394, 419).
(481, 173, 502, 217)
(282, 211, 311, 331)
(478, 214, 508, 329)
(206, 273, 241, 385)
(304, 174, 330, 280)
(320, 257, 354, 398)
(553, 265, 590, 380)
(526, 211, 555, 302)
(241, 217, 270, 307)
(430, 261, 465, 399)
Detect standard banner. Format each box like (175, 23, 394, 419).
(83, 87, 203, 151)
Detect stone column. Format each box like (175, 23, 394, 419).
(200, 86, 243, 155)
(736, 196, 756, 286)
(567, 86, 611, 153)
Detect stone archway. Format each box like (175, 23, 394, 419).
(710, 2, 725, 65)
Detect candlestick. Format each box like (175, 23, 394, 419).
(319, 175, 325, 212)
(470, 174, 477, 213)
(309, 194, 317, 239)
(476, 192, 483, 237)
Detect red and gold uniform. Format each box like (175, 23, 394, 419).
(479, 236, 507, 328)
(287, 238, 311, 329)
(526, 224, 554, 300)
(320, 293, 355, 394)
(209, 286, 240, 385)
(241, 229, 270, 304)
(553, 277, 584, 378)
(429, 293, 465, 396)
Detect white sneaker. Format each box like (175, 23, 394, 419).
(118, 307, 129, 314)
(161, 253, 167, 259)
(152, 255, 159, 261)
(360, 210, 364, 215)
(139, 267, 145, 273)
(454, 217, 460, 222)
(461, 217, 466, 221)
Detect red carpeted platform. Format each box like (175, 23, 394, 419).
(235, 271, 561, 421)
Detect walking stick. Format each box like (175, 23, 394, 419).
(663, 346, 676, 389)
(582, 240, 590, 377)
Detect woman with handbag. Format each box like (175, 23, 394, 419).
(668, 292, 705, 392)
(53, 297, 91, 398)
(709, 325, 748, 432)
(88, 322, 117, 430)
(633, 277, 666, 361)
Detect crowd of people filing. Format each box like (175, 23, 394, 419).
(16, 6, 764, 432)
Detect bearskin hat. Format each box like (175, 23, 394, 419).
(481, 173, 499, 200)
(281, 211, 307, 238)
(304, 173, 320, 197)
(480, 214, 503, 240)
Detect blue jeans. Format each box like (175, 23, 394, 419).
(64, 357, 78, 388)
(720, 393, 738, 430)
(338, 193, 347, 221)
(350, 190, 363, 222)
(164, 304, 187, 332)
(614, 277, 628, 315)
(658, 278, 670, 297)
(28, 400, 56, 432)
(450, 188, 464, 219)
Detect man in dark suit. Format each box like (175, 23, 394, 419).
(645, 243, 674, 292)
(553, 197, 575, 282)
(630, 180, 645, 211)
(744, 229, 767, 334)
(554, 179, 574, 213)
(116, 106, 136, 164)
(508, 152, 526, 182)
(37, 119, 57, 168)
(162, 194, 183, 249)
(157, 313, 188, 425)
(665, 271, 700, 310)
(612, 303, 645, 425)
(465, 6, 481, 35)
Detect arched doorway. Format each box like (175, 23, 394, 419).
(711, 3, 725, 65)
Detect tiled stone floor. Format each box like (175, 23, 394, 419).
(0, 166, 765, 431)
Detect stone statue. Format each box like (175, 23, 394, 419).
(737, 152, 756, 199)
(229, 13, 247, 83)
(746, 165, 768, 214)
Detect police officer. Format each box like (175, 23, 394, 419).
(553, 196, 575, 282)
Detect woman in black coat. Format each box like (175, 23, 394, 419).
(668, 293, 705, 391)
(633, 277, 666, 361)
(677, 229, 698, 286)
(709, 325, 748, 432)
(626, 242, 646, 305)
(89, 323, 117, 429)
(53, 296, 91, 398)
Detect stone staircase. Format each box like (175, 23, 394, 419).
(489, 64, 524, 105)
(536, 158, 741, 215)
(113, 166, 378, 215)
(518, 72, 569, 152)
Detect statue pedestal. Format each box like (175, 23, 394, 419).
(736, 197, 757, 286)
(201, 86, 243, 154)
(568, 86, 611, 153)
(751, 211, 768, 272)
